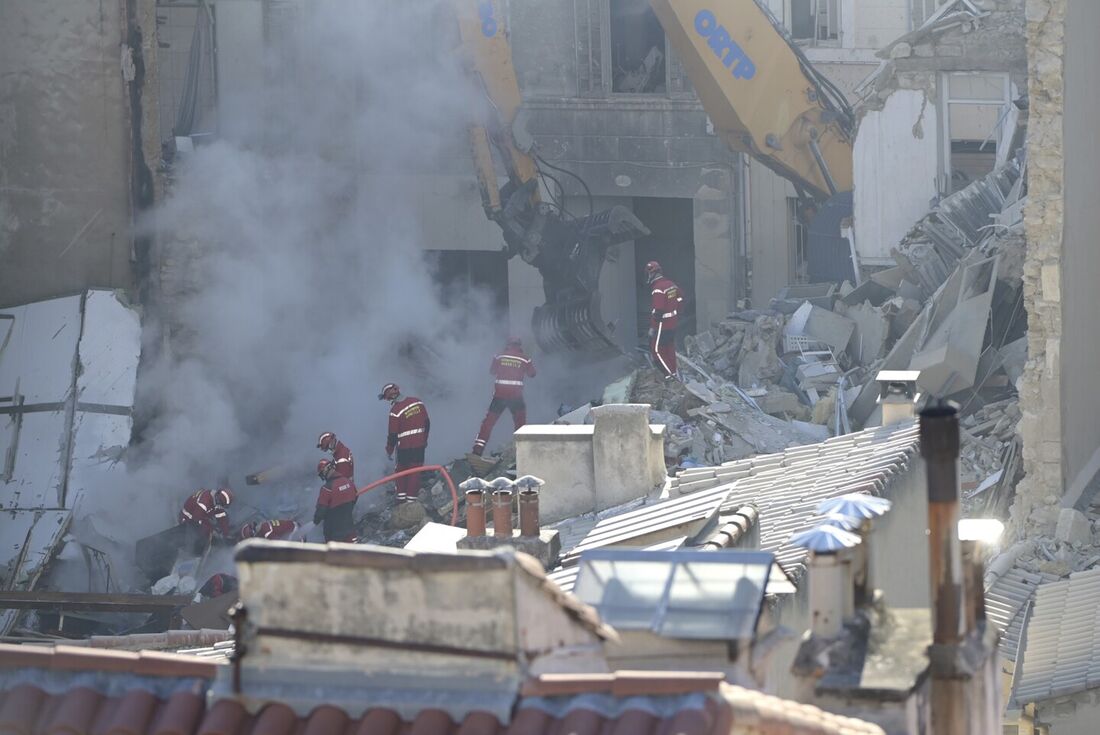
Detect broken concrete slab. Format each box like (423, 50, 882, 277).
(847, 301, 890, 365)
(1055, 508, 1092, 546)
(998, 337, 1027, 385)
(787, 302, 856, 356)
(910, 255, 999, 396)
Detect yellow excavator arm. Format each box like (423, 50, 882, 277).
(452, 0, 539, 217)
(449, 0, 651, 354)
(650, 0, 854, 202)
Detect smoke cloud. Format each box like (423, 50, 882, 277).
(63, 0, 626, 588)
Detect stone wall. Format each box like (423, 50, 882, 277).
(1011, 0, 1063, 537)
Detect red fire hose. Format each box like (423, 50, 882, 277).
(357, 464, 459, 527)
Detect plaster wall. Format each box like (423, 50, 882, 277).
(0, 0, 142, 305)
(853, 89, 939, 266)
(1056, 0, 1100, 500)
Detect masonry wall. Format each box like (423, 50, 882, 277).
(0, 0, 159, 306)
(1013, 0, 1064, 535)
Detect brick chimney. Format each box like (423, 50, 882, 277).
(515, 475, 544, 537)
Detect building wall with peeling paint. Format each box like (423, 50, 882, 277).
(0, 0, 157, 307)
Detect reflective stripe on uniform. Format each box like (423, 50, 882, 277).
(661, 310, 678, 319)
(497, 355, 530, 364)
(181, 509, 194, 520)
(654, 321, 672, 375)
(495, 379, 523, 386)
(398, 428, 425, 438)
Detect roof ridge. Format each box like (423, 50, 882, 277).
(0, 642, 219, 679)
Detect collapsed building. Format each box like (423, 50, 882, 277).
(5, 0, 1100, 732)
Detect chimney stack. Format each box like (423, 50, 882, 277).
(490, 477, 515, 539)
(877, 370, 921, 426)
(922, 404, 975, 735)
(459, 478, 489, 538)
(789, 524, 862, 638)
(515, 475, 544, 538)
(958, 519, 1004, 634)
(920, 404, 965, 646)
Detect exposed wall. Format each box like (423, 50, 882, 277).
(1034, 692, 1100, 735)
(1012, 0, 1064, 535)
(747, 159, 796, 308)
(509, 0, 745, 325)
(853, 89, 939, 265)
(0, 0, 154, 306)
(1056, 0, 1100, 501)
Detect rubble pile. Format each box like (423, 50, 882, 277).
(627, 153, 1029, 511)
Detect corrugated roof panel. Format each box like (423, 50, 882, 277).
(1014, 567, 1100, 704)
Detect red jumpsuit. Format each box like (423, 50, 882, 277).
(649, 275, 683, 377)
(386, 396, 430, 501)
(314, 475, 358, 542)
(330, 439, 354, 479)
(255, 519, 300, 540)
(473, 346, 536, 455)
(179, 489, 231, 540)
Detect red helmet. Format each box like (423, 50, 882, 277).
(644, 260, 662, 281)
(507, 336, 522, 347)
(378, 383, 400, 401)
(214, 488, 233, 507)
(239, 522, 257, 541)
(317, 431, 337, 452)
(317, 458, 335, 480)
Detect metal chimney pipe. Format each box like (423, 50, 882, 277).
(960, 539, 981, 633)
(465, 489, 486, 538)
(920, 404, 965, 646)
(492, 490, 513, 538)
(518, 489, 539, 537)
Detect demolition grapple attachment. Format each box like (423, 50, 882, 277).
(532, 291, 620, 356)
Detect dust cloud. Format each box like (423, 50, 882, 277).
(64, 1, 623, 586)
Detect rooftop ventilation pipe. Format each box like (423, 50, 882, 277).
(515, 475, 544, 537)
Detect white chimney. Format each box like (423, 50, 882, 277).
(877, 370, 921, 426)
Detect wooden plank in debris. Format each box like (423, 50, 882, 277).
(0, 591, 192, 612)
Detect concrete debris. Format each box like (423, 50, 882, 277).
(1054, 509, 1092, 547)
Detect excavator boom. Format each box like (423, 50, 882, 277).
(650, 0, 854, 202)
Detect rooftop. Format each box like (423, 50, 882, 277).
(1012, 566, 1100, 706)
(0, 643, 886, 735)
(670, 421, 921, 580)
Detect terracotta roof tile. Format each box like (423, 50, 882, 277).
(0, 657, 885, 735)
(0, 644, 219, 682)
(521, 671, 725, 698)
(0, 683, 47, 734)
(150, 691, 205, 735)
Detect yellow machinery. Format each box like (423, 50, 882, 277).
(651, 0, 854, 201)
(450, 0, 856, 353)
(650, 0, 857, 283)
(448, 0, 651, 355)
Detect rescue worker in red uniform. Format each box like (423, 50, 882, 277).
(379, 383, 430, 502)
(239, 519, 301, 542)
(314, 459, 358, 542)
(178, 488, 233, 541)
(645, 260, 684, 379)
(472, 337, 536, 456)
(197, 573, 238, 600)
(317, 431, 354, 479)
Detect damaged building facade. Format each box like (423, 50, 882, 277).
(0, 0, 160, 306)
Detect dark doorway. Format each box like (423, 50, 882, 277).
(631, 198, 695, 341)
(426, 250, 509, 318)
(610, 0, 667, 94)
